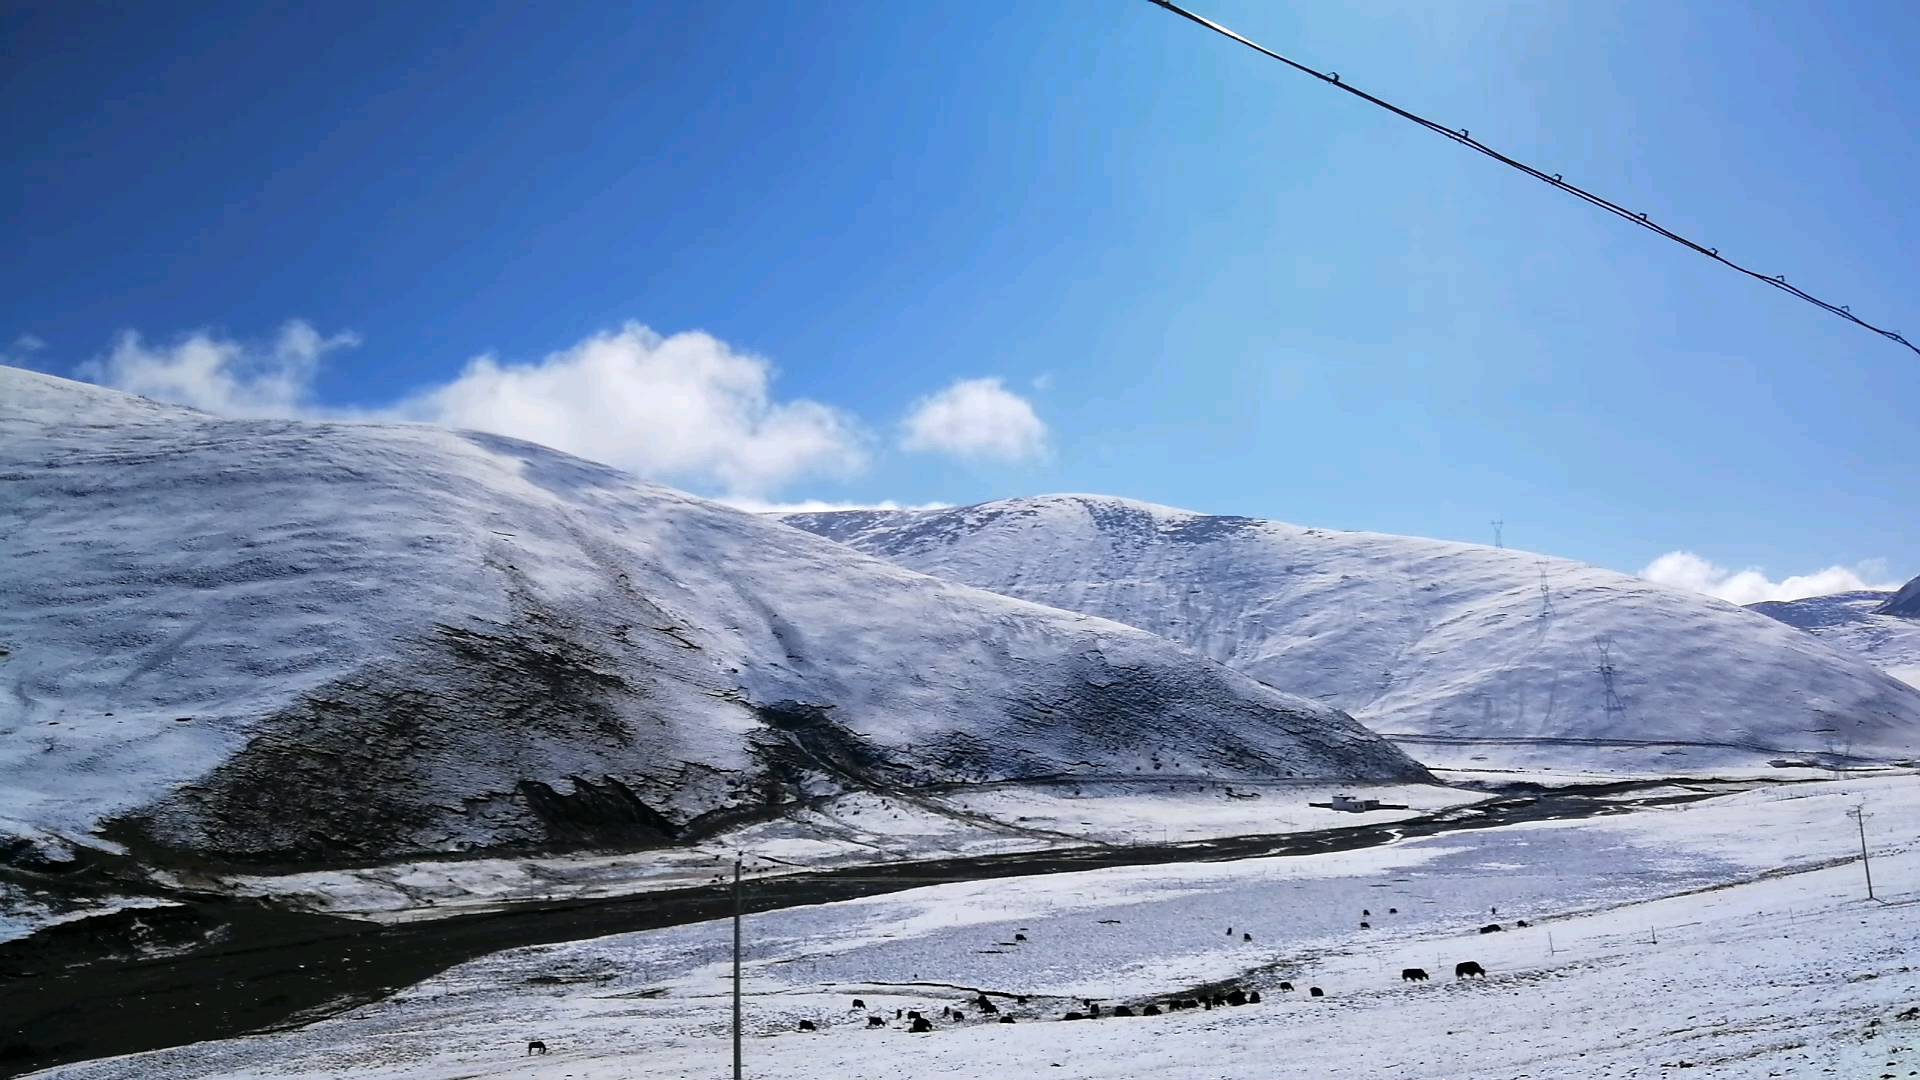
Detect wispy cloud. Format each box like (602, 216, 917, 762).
(385, 323, 866, 496)
(900, 376, 1047, 463)
(76, 321, 358, 418)
(74, 320, 869, 497)
(1640, 550, 1902, 606)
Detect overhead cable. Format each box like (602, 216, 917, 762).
(1143, 0, 1918, 358)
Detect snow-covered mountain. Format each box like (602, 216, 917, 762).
(783, 496, 1920, 771)
(1749, 589, 1920, 691)
(1879, 575, 1920, 618)
(0, 369, 1424, 873)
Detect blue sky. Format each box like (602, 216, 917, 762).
(5, 0, 1916, 598)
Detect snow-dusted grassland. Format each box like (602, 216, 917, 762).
(39, 773, 1920, 1080)
(208, 782, 1476, 922)
(785, 498, 1920, 772)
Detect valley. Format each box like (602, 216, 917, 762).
(4, 369, 1918, 1079)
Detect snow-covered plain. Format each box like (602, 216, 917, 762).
(0, 369, 1420, 882)
(207, 782, 1478, 922)
(37, 773, 1920, 1080)
(785, 497, 1920, 772)
(1751, 591, 1920, 691)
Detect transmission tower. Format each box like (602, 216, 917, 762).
(1594, 635, 1626, 721)
(1536, 560, 1555, 618)
(1491, 520, 1504, 549)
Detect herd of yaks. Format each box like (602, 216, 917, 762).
(525, 911, 1521, 1053)
(778, 914, 1520, 1036)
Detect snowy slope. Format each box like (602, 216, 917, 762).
(45, 773, 1920, 1080)
(784, 496, 1920, 771)
(1880, 574, 1920, 617)
(1749, 589, 1920, 690)
(0, 369, 1424, 872)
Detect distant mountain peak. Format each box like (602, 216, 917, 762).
(1880, 575, 1920, 618)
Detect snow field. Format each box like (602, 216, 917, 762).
(36, 774, 1920, 1079)
(207, 783, 1477, 923)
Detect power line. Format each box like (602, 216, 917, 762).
(1142, 0, 1919, 358)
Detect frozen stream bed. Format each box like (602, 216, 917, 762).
(32, 773, 1920, 1080)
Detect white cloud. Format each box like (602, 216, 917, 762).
(388, 323, 866, 495)
(13, 334, 45, 352)
(717, 497, 951, 515)
(900, 376, 1047, 462)
(78, 321, 359, 418)
(1640, 550, 1902, 606)
(78, 319, 866, 497)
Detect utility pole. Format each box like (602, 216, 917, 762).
(1848, 806, 1875, 901)
(733, 857, 744, 1080)
(1491, 520, 1504, 549)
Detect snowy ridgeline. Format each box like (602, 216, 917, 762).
(1749, 590, 1920, 691)
(40, 773, 1920, 1080)
(0, 368, 1423, 874)
(784, 497, 1920, 771)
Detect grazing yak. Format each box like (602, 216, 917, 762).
(867, 1016, 886, 1028)
(1225, 990, 1247, 1006)
(1401, 968, 1429, 982)
(975, 996, 999, 1014)
(1388, 908, 1398, 914)
(1243, 932, 1252, 941)
(1143, 1004, 1162, 1016)
(1456, 961, 1486, 978)
(1014, 933, 1027, 942)
(527, 1041, 548, 1055)
(851, 998, 865, 1010)
(1248, 991, 1262, 1004)
(910, 1016, 934, 1033)
(1064, 1011, 1087, 1021)
(1309, 987, 1325, 997)
(1278, 982, 1294, 992)
(999, 1016, 1015, 1024)
(1113, 1006, 1135, 1017)
(797, 1020, 816, 1032)
(1360, 921, 1371, 929)
(1480, 924, 1503, 934)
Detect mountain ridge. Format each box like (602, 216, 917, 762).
(784, 495, 1920, 771)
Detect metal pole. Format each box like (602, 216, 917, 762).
(733, 858, 743, 1080)
(1852, 809, 1875, 901)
